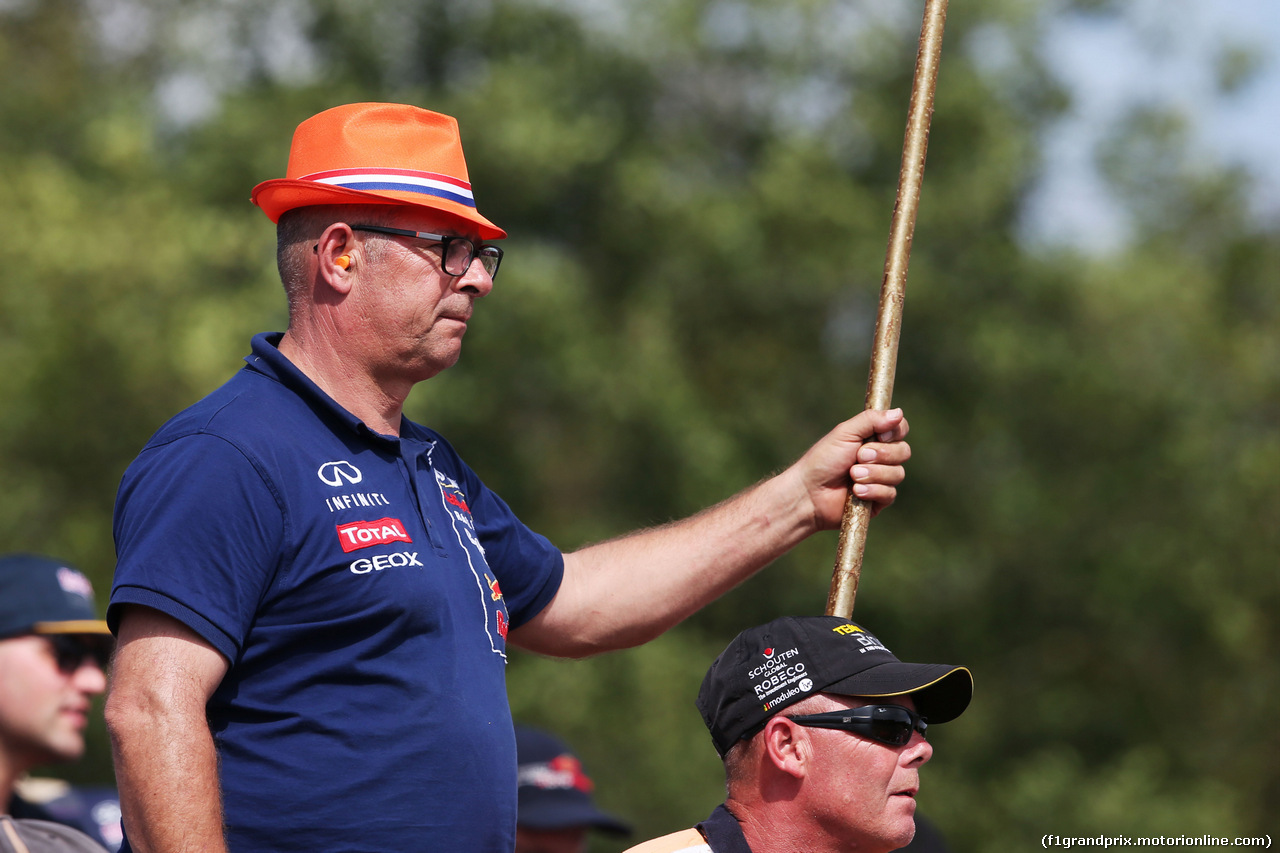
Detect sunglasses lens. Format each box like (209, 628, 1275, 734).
(868, 707, 922, 746)
(790, 705, 926, 747)
(91, 640, 112, 670)
(48, 635, 111, 673)
(870, 720, 912, 746)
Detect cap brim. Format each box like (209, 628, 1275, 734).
(250, 179, 507, 240)
(825, 662, 973, 724)
(32, 620, 112, 636)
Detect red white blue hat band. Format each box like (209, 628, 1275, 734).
(300, 168, 476, 209)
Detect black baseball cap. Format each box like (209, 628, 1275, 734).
(697, 616, 972, 757)
(515, 725, 632, 836)
(0, 554, 111, 640)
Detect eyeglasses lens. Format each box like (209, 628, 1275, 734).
(443, 238, 502, 278)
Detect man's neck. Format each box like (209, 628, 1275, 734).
(729, 796, 849, 853)
(277, 330, 409, 437)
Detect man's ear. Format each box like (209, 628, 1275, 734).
(760, 717, 810, 781)
(314, 222, 357, 293)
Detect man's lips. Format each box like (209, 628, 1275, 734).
(60, 706, 90, 728)
(438, 308, 473, 325)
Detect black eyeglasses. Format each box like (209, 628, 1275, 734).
(787, 705, 927, 747)
(351, 224, 503, 279)
(46, 634, 113, 674)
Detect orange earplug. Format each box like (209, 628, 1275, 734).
(335, 255, 352, 270)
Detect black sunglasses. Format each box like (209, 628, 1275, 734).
(46, 634, 113, 674)
(787, 705, 927, 747)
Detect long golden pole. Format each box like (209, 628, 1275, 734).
(826, 0, 949, 618)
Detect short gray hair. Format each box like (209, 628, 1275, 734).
(721, 693, 846, 795)
(275, 204, 399, 320)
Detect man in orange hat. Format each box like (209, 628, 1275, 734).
(105, 103, 911, 853)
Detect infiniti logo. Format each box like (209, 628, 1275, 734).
(318, 461, 363, 487)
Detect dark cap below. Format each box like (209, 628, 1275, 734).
(515, 725, 631, 836)
(0, 554, 111, 641)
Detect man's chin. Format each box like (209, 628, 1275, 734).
(45, 734, 88, 764)
(883, 811, 918, 851)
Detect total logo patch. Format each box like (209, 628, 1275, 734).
(336, 517, 413, 553)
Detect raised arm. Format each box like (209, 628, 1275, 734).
(509, 409, 909, 657)
(105, 606, 230, 853)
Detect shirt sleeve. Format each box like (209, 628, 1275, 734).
(110, 433, 284, 662)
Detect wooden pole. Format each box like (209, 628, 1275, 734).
(826, 0, 949, 618)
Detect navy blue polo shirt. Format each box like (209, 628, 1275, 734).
(110, 332, 564, 853)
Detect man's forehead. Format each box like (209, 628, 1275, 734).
(826, 693, 919, 712)
(383, 206, 482, 240)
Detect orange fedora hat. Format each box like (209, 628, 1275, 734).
(251, 102, 506, 240)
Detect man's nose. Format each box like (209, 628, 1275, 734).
(455, 257, 494, 297)
(72, 659, 109, 694)
(905, 730, 933, 766)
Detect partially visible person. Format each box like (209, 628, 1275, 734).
(515, 724, 631, 853)
(0, 555, 120, 851)
(621, 616, 972, 853)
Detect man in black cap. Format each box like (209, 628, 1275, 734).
(622, 616, 971, 853)
(515, 725, 631, 853)
(0, 554, 119, 851)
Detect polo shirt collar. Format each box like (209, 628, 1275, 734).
(244, 332, 406, 448)
(697, 803, 754, 853)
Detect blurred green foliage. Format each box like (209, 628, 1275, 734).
(2, 1, 1276, 850)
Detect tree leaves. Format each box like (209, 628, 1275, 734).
(3, 0, 1277, 845)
